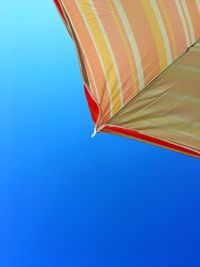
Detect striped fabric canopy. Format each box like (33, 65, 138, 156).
(55, 0, 200, 158)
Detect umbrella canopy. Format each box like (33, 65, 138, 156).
(54, 0, 200, 158)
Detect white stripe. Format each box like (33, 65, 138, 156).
(175, 0, 191, 47)
(113, 0, 145, 91)
(181, 1, 196, 44)
(196, 0, 200, 13)
(60, 0, 100, 104)
(150, 0, 172, 65)
(87, 0, 124, 109)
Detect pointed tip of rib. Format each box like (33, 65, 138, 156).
(91, 128, 97, 138)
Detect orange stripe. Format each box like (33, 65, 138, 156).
(106, 0, 139, 101)
(163, 0, 188, 55)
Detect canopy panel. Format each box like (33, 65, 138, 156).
(107, 39, 200, 157)
(55, 0, 200, 158)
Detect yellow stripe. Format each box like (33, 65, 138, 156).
(141, 0, 167, 70)
(76, 0, 124, 117)
(158, 0, 177, 58)
(88, 0, 124, 107)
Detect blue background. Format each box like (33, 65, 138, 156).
(0, 1, 200, 266)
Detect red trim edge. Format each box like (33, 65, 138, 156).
(54, 0, 68, 26)
(84, 85, 100, 124)
(103, 125, 200, 158)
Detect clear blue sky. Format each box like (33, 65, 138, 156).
(0, 1, 200, 266)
